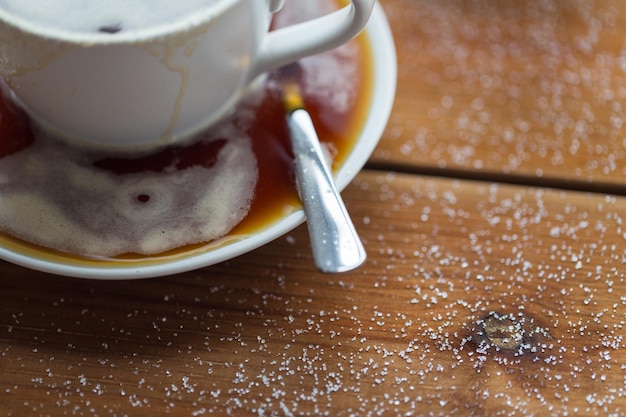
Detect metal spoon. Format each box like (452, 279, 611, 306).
(279, 64, 367, 273)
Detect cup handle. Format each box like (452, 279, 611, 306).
(249, 0, 376, 80)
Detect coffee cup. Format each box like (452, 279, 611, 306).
(0, 0, 375, 150)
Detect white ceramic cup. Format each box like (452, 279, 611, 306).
(0, 0, 375, 150)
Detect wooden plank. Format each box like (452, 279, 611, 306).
(1, 170, 624, 416)
(373, 0, 626, 189)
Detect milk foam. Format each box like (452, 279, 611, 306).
(0, 92, 260, 258)
(0, 0, 220, 34)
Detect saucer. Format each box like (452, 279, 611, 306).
(0, 3, 396, 279)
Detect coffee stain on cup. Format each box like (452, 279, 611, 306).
(142, 22, 215, 144)
(160, 44, 189, 141)
(185, 38, 202, 57)
(0, 25, 70, 81)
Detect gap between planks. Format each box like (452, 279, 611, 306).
(364, 161, 626, 197)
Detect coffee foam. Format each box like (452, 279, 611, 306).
(0, 0, 220, 34)
(0, 92, 261, 258)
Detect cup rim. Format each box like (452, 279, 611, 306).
(0, 0, 240, 45)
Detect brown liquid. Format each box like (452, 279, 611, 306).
(0, 28, 374, 269)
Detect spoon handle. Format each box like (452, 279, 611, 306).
(287, 108, 367, 273)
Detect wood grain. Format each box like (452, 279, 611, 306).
(1, 171, 625, 416)
(373, 0, 626, 191)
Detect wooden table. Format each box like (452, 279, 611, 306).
(2, 1, 625, 415)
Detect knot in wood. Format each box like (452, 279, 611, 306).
(480, 312, 525, 350)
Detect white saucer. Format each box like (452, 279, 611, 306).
(0, 3, 397, 279)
